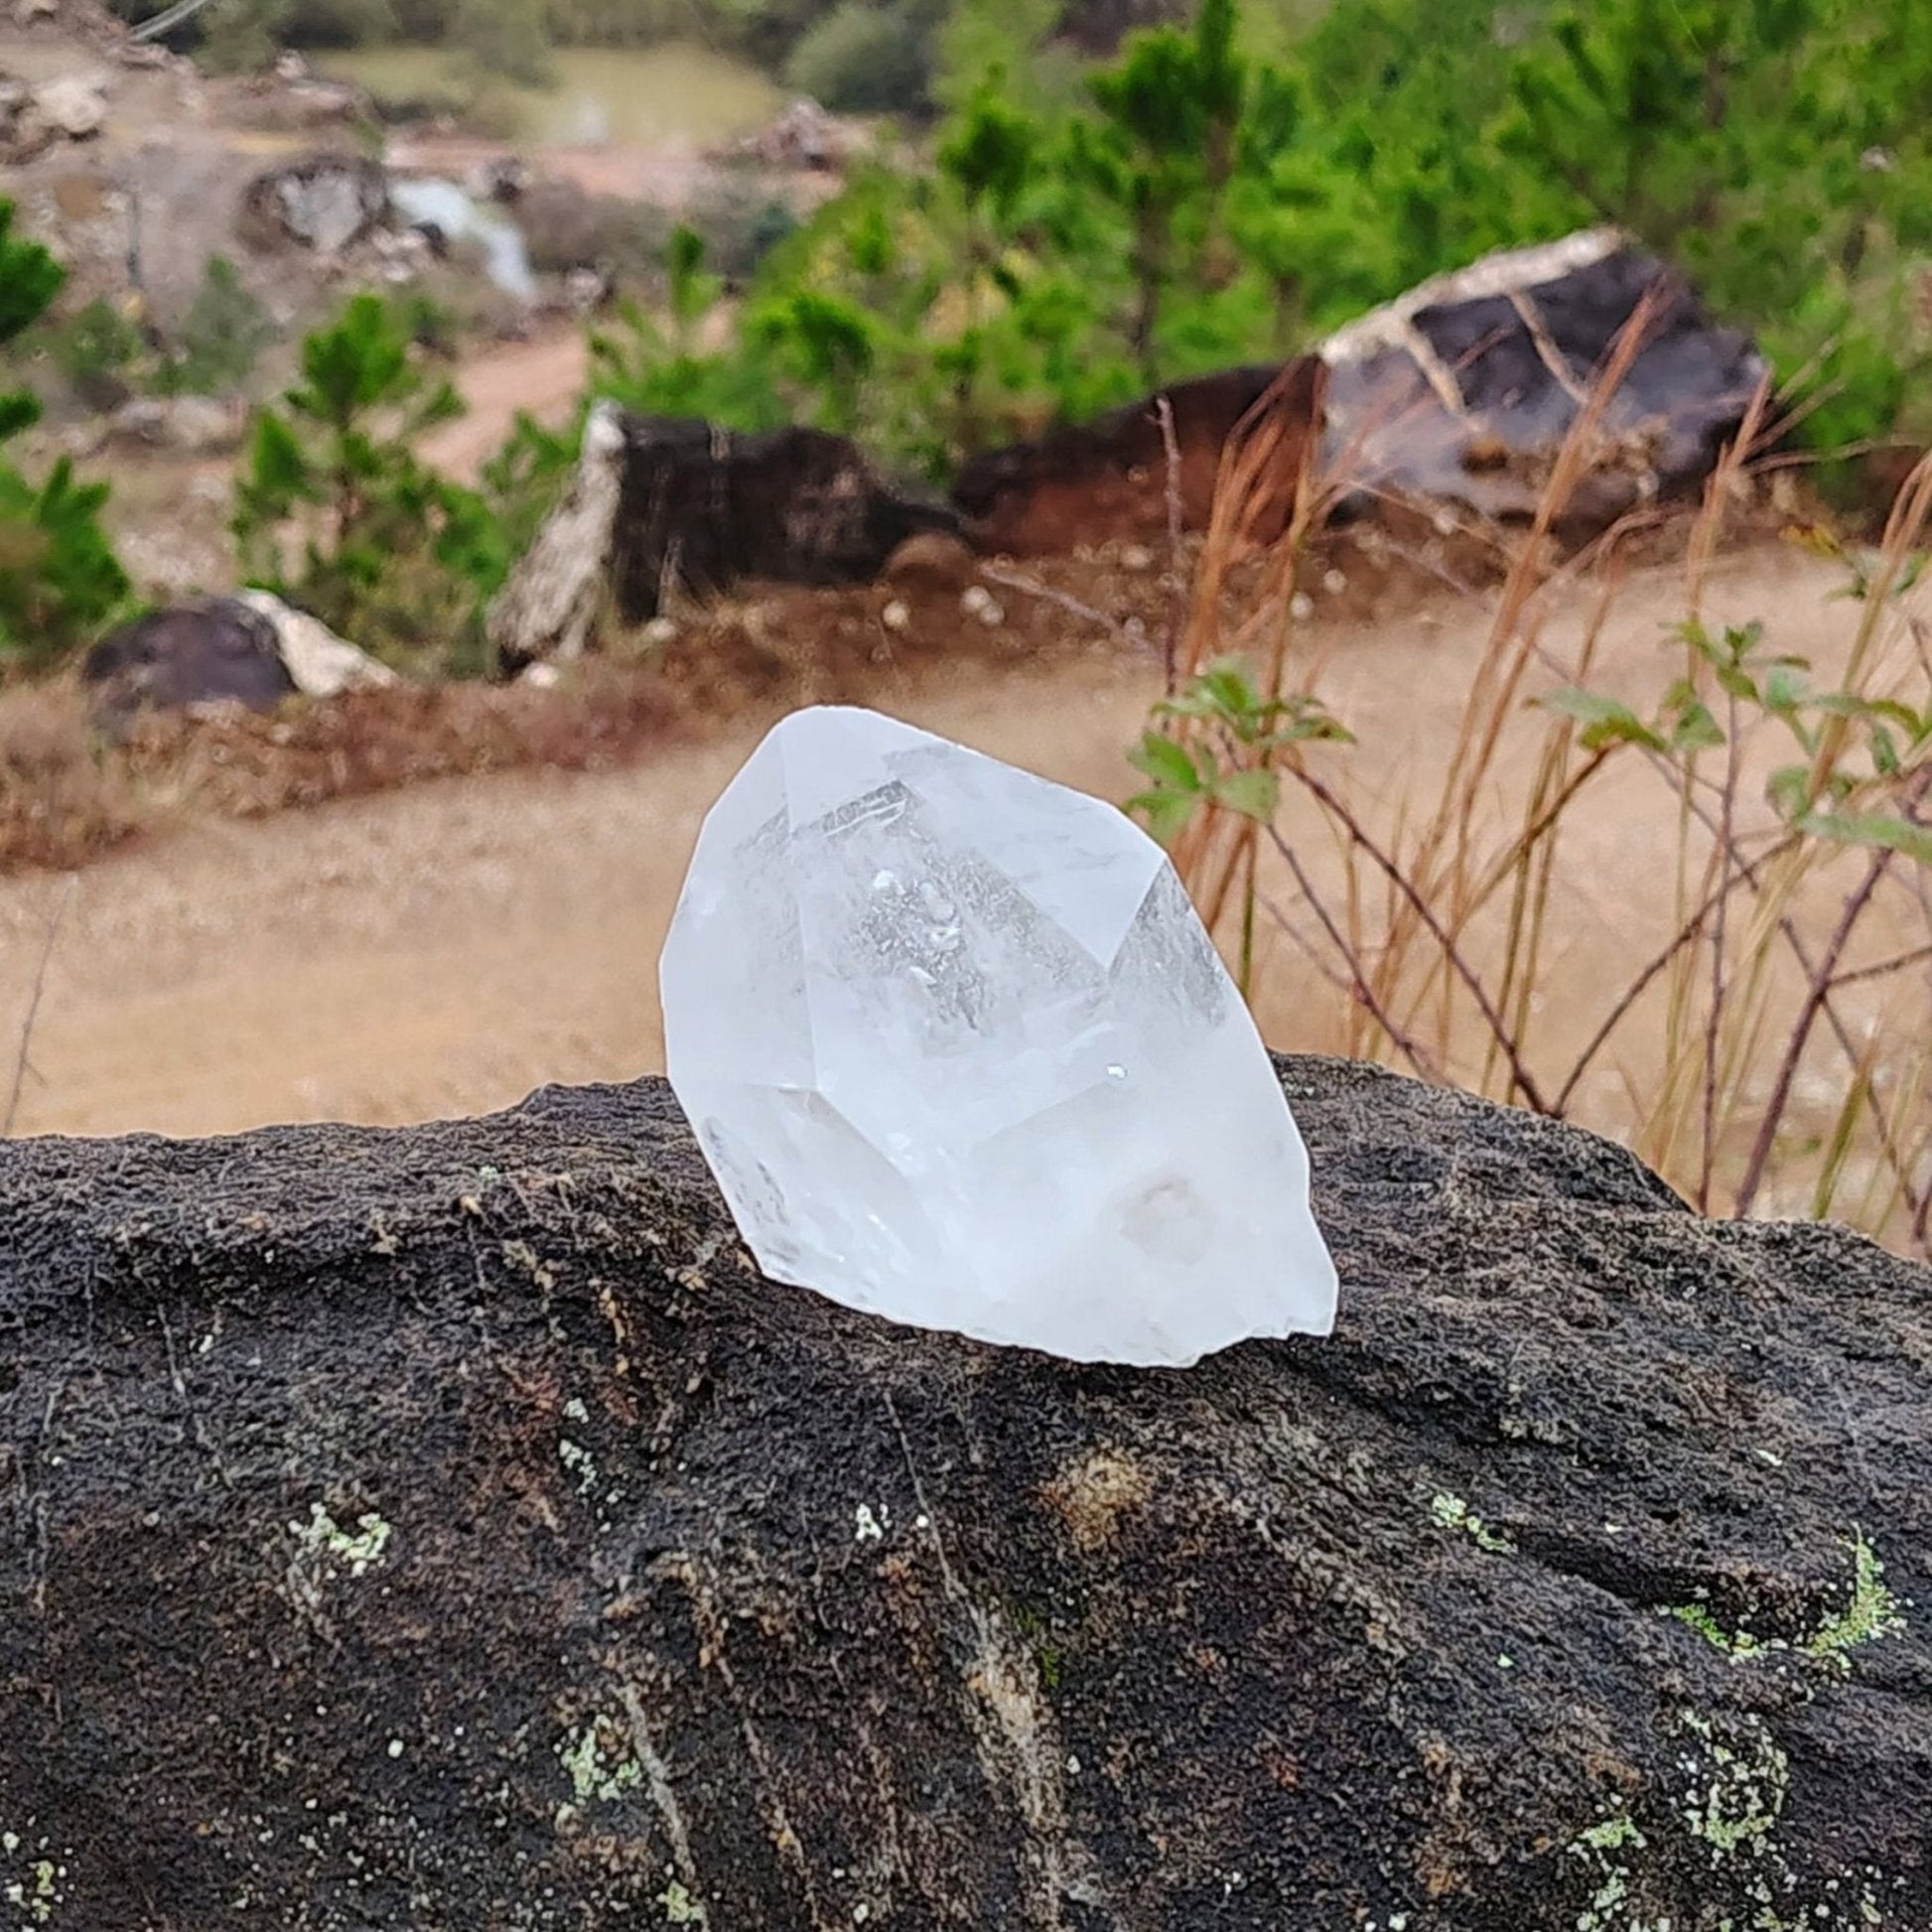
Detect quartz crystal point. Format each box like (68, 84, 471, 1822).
(659, 705, 1337, 1366)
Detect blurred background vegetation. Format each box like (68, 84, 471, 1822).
(6, 0, 1930, 671)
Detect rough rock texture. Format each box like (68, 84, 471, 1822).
(239, 152, 388, 255)
(235, 590, 398, 698)
(486, 401, 626, 669)
(610, 415, 959, 622)
(80, 594, 392, 726)
(951, 359, 1324, 558)
(81, 596, 296, 732)
(1319, 229, 1768, 527)
(2, 1058, 1928, 1929)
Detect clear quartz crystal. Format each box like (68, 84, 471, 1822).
(659, 705, 1337, 1366)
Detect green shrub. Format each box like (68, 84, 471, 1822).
(234, 293, 505, 676)
(445, 0, 551, 84)
(0, 461, 129, 669)
(0, 202, 129, 670)
(159, 257, 277, 399)
(50, 298, 145, 414)
(783, 3, 932, 114)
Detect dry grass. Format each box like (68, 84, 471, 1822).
(1149, 330, 1932, 1256)
(0, 527, 1462, 882)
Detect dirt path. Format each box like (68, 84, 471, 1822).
(3, 542, 1924, 1232)
(419, 328, 594, 482)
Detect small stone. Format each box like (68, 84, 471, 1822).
(959, 585, 1004, 628)
(1321, 569, 1347, 596)
(34, 74, 106, 140)
(1289, 591, 1313, 621)
(883, 531, 976, 594)
(660, 706, 1337, 1366)
(642, 617, 679, 648)
(881, 599, 910, 633)
(1119, 543, 1156, 573)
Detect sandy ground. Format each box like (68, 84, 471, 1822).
(418, 328, 593, 481)
(5, 538, 1925, 1193)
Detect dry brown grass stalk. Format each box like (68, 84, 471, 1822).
(1148, 335, 1932, 1257)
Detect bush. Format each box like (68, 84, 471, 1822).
(445, 0, 552, 84)
(160, 257, 278, 399)
(234, 293, 505, 676)
(50, 298, 146, 414)
(783, 3, 933, 114)
(0, 202, 129, 670)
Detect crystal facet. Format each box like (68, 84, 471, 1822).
(659, 705, 1338, 1366)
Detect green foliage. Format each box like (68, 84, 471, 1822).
(0, 201, 129, 669)
(1500, 0, 1932, 480)
(48, 298, 146, 413)
(191, 0, 295, 72)
(591, 0, 1932, 486)
(445, 0, 552, 82)
(588, 228, 787, 428)
(1129, 659, 1352, 845)
(159, 256, 277, 398)
(783, 2, 933, 114)
(0, 459, 131, 669)
(233, 293, 502, 676)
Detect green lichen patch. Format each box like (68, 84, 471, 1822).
(2, 1834, 69, 1928)
(657, 1879, 703, 1923)
(557, 1717, 641, 1807)
(289, 1502, 393, 1580)
(1803, 1534, 1906, 1673)
(1680, 1711, 1787, 1863)
(1663, 1532, 1906, 1674)
(1429, 1490, 1516, 1555)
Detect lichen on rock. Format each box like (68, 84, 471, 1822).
(0, 1056, 1926, 1926)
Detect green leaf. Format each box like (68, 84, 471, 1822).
(1767, 764, 1814, 821)
(1129, 788, 1200, 846)
(1212, 767, 1281, 820)
(1667, 699, 1725, 753)
(1128, 733, 1203, 791)
(1198, 661, 1262, 724)
(1542, 688, 1665, 752)
(1798, 811, 1932, 866)
(1762, 664, 1808, 713)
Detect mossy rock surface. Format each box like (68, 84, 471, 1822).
(2, 1057, 1928, 1927)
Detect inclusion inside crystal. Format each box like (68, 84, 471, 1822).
(660, 705, 1337, 1366)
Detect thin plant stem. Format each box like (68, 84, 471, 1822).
(1733, 849, 1893, 1218)
(1270, 791, 1550, 1113)
(4, 872, 76, 1139)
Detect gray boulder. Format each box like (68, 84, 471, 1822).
(240, 151, 388, 256)
(1, 1057, 1926, 1926)
(1319, 229, 1770, 527)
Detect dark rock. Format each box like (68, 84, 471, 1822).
(80, 596, 295, 733)
(1319, 229, 1770, 527)
(951, 357, 1325, 557)
(2, 1057, 1926, 1927)
(611, 414, 959, 621)
(882, 529, 980, 595)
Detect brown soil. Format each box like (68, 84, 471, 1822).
(417, 325, 591, 481)
(5, 534, 1924, 1253)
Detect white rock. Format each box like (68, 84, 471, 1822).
(34, 73, 105, 139)
(880, 599, 910, 633)
(235, 590, 398, 697)
(660, 706, 1337, 1366)
(959, 585, 1004, 628)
